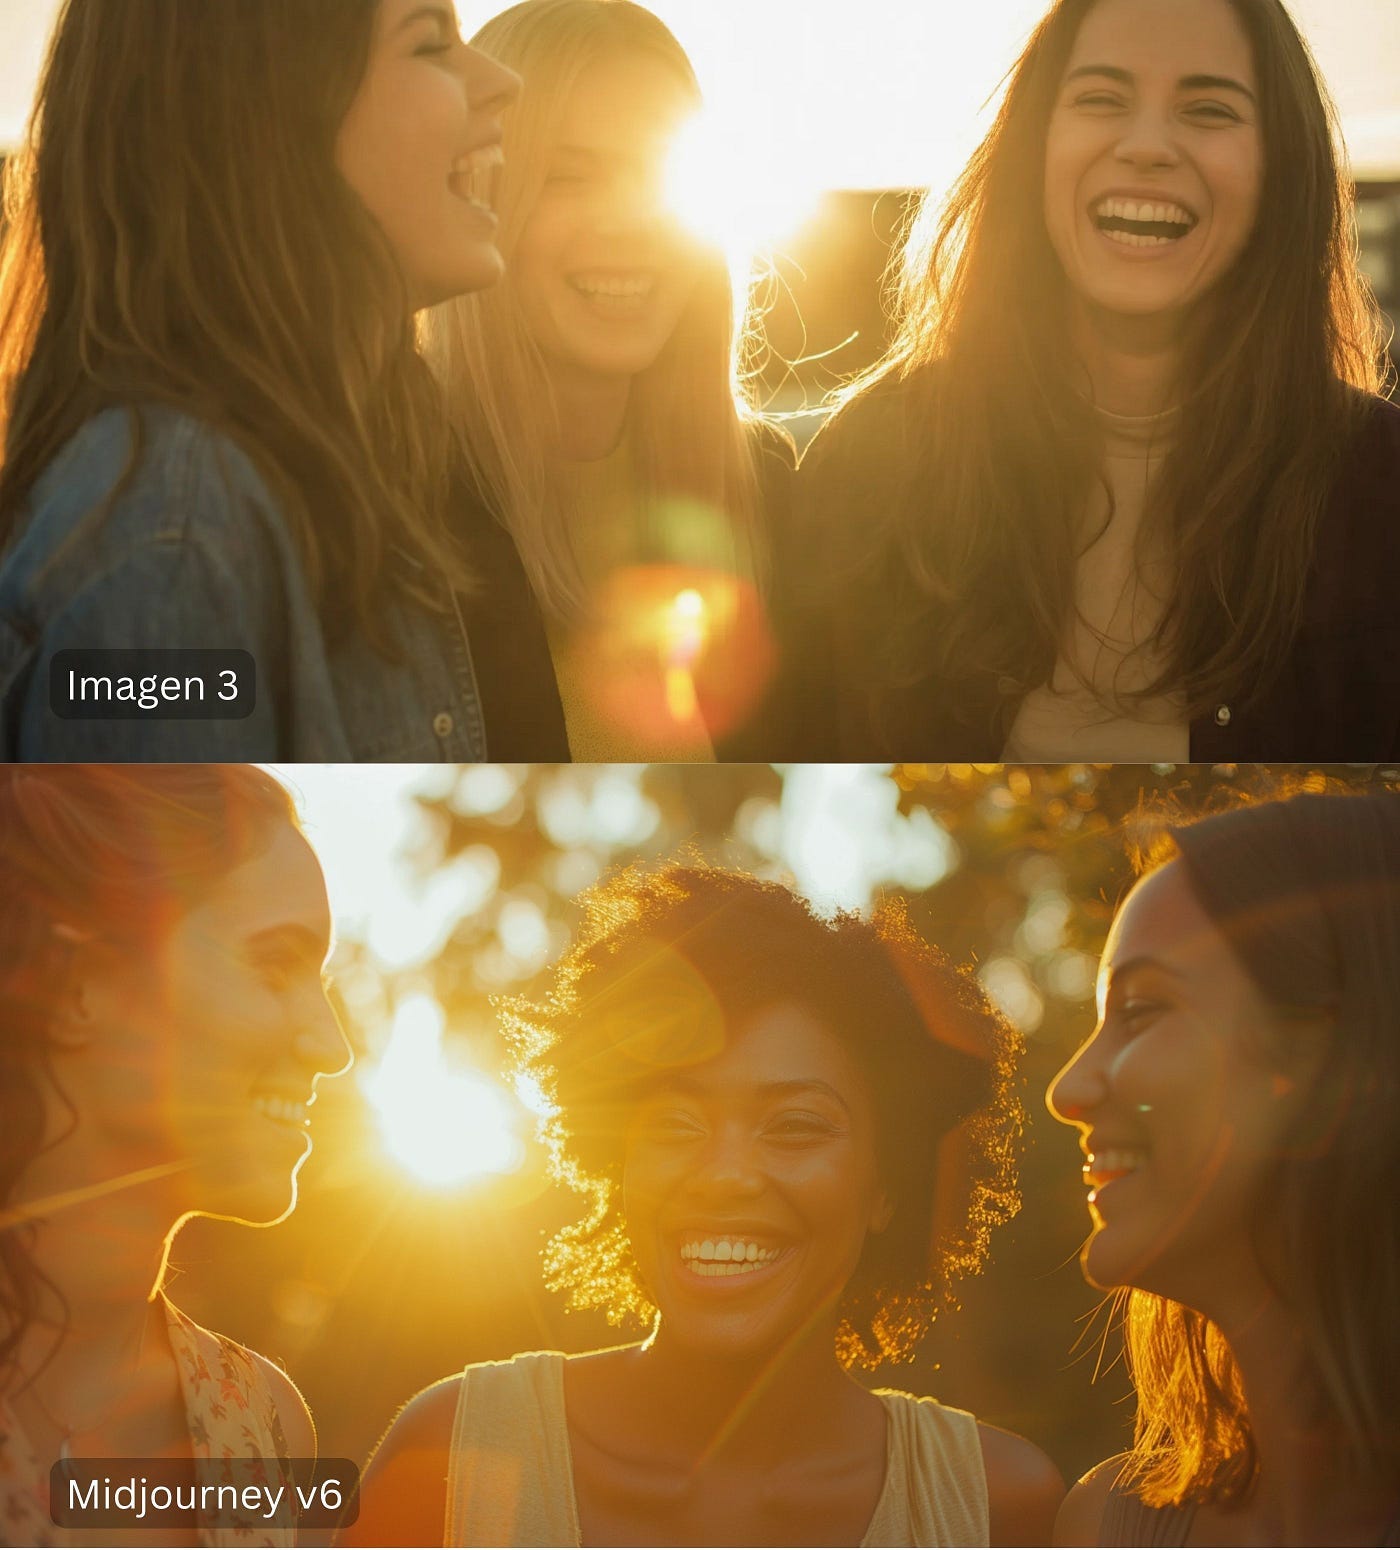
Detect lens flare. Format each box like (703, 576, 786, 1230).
(576, 561, 776, 755)
(360, 997, 525, 1187)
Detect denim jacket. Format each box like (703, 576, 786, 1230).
(0, 406, 490, 761)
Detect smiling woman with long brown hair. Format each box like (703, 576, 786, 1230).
(1048, 789, 1400, 1543)
(0, 0, 524, 761)
(344, 865, 1062, 1547)
(791, 0, 1397, 761)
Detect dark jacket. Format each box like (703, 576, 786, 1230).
(782, 376, 1400, 761)
(0, 405, 567, 761)
(712, 419, 799, 760)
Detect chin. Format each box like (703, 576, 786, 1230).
(415, 251, 506, 308)
(564, 340, 669, 381)
(192, 1155, 305, 1229)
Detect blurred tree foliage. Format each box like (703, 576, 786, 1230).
(177, 761, 1396, 1491)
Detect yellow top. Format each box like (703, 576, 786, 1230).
(444, 1350, 991, 1547)
(549, 441, 758, 762)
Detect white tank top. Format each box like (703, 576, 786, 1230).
(444, 1350, 991, 1546)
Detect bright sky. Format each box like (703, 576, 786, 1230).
(3, 0, 1397, 178)
(267, 762, 972, 1185)
(269, 763, 954, 966)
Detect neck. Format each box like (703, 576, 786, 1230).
(6, 1149, 186, 1399)
(1073, 301, 1183, 418)
(547, 361, 632, 462)
(631, 1315, 870, 1468)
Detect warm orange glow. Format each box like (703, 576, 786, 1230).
(577, 562, 776, 753)
(360, 997, 526, 1187)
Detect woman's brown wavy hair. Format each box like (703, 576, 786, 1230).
(843, 0, 1390, 722)
(1118, 789, 1400, 1508)
(0, 0, 470, 645)
(502, 863, 1023, 1370)
(0, 765, 298, 1391)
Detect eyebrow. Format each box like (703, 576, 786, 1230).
(1102, 954, 1187, 987)
(1065, 64, 1256, 102)
(393, 4, 455, 36)
(246, 923, 334, 967)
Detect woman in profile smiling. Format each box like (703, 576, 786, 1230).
(791, 0, 1398, 761)
(0, 765, 350, 1546)
(1049, 790, 1400, 1544)
(346, 866, 1062, 1547)
(0, 0, 526, 761)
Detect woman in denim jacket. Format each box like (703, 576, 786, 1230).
(0, 0, 562, 761)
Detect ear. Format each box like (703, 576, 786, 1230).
(869, 1189, 895, 1235)
(46, 970, 100, 1052)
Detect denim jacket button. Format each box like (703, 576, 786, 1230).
(1214, 703, 1232, 727)
(432, 711, 454, 739)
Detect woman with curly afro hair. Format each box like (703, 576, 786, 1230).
(348, 864, 1062, 1546)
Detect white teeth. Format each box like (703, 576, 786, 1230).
(1093, 196, 1196, 241)
(1084, 1147, 1148, 1186)
(451, 144, 503, 212)
(679, 1236, 780, 1272)
(570, 273, 656, 300)
(253, 1095, 309, 1128)
(452, 144, 504, 176)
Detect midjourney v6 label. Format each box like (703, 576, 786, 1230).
(50, 1457, 359, 1531)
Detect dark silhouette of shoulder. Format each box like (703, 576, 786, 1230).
(977, 1422, 1065, 1547)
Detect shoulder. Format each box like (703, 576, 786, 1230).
(874, 1394, 1063, 1546)
(164, 1304, 316, 1459)
(798, 365, 930, 479)
(341, 1375, 460, 1548)
(1052, 1454, 1131, 1547)
(7, 404, 294, 592)
(41, 404, 282, 527)
(1304, 390, 1400, 628)
(1, 403, 305, 650)
(977, 1421, 1065, 1547)
(246, 1350, 316, 1459)
(371, 1373, 462, 1460)
(1330, 391, 1400, 511)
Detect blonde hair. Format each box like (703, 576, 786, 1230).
(423, 0, 766, 623)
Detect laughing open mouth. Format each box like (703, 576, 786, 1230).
(451, 144, 503, 215)
(679, 1235, 783, 1278)
(1092, 197, 1198, 248)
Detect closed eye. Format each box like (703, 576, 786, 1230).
(1182, 100, 1243, 123)
(765, 1112, 840, 1143)
(1072, 91, 1128, 112)
(640, 1111, 707, 1141)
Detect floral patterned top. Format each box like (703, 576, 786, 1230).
(0, 1298, 302, 1547)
